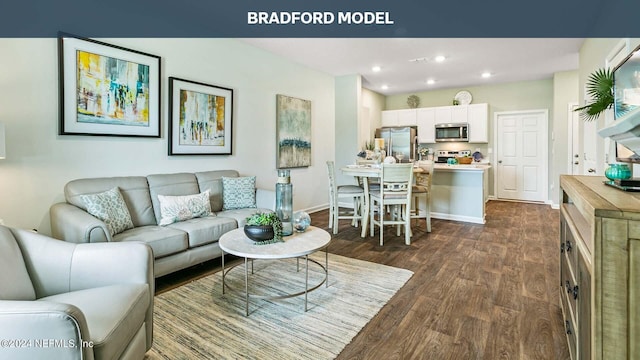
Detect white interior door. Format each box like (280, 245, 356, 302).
(495, 110, 548, 202)
(582, 119, 598, 175)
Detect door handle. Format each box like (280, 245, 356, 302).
(588, 168, 596, 173)
(498, 160, 502, 164)
(574, 161, 579, 165)
(574, 154, 579, 158)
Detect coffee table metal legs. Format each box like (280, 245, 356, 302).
(244, 257, 249, 316)
(222, 251, 329, 316)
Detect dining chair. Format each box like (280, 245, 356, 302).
(369, 163, 413, 245)
(411, 160, 434, 232)
(326, 161, 365, 234)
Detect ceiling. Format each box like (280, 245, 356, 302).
(240, 38, 585, 96)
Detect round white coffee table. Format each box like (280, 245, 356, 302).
(219, 225, 331, 316)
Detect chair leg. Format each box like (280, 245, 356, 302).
(351, 198, 359, 228)
(369, 198, 375, 237)
(426, 196, 432, 233)
(404, 204, 411, 245)
(378, 200, 385, 246)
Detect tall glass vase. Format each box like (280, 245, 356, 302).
(275, 169, 293, 236)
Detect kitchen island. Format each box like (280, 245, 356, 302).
(430, 163, 490, 224)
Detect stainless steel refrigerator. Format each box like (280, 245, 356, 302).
(375, 126, 418, 161)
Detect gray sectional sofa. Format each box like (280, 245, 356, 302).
(50, 170, 275, 277)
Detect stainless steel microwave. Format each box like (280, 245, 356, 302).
(435, 123, 468, 142)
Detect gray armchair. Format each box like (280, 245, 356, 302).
(0, 225, 154, 360)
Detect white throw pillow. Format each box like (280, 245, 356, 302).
(157, 190, 213, 226)
(80, 187, 134, 236)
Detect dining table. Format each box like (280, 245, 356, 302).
(340, 164, 424, 238)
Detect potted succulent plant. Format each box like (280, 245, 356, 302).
(244, 212, 283, 242)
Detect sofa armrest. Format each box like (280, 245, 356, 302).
(50, 203, 110, 243)
(0, 301, 92, 360)
(256, 188, 275, 210)
(69, 242, 154, 291)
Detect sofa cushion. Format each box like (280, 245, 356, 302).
(114, 225, 188, 258)
(195, 170, 239, 212)
(157, 190, 213, 226)
(80, 187, 134, 236)
(0, 226, 36, 300)
(217, 208, 273, 227)
(147, 173, 200, 225)
(39, 283, 149, 360)
(64, 176, 156, 227)
(167, 216, 237, 248)
(222, 176, 257, 210)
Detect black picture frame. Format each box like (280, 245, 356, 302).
(58, 32, 161, 137)
(168, 77, 233, 155)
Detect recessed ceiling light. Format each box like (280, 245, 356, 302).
(426, 79, 435, 85)
(372, 66, 381, 72)
(434, 55, 446, 63)
(481, 72, 492, 78)
(381, 85, 389, 90)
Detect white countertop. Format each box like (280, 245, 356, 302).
(434, 163, 491, 172)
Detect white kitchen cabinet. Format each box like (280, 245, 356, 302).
(467, 103, 489, 143)
(382, 103, 488, 144)
(416, 108, 436, 143)
(434, 107, 452, 124)
(451, 106, 468, 123)
(397, 109, 417, 125)
(381, 109, 417, 127)
(381, 110, 399, 127)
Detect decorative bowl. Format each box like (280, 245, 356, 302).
(243, 225, 274, 242)
(605, 163, 632, 181)
(293, 211, 311, 232)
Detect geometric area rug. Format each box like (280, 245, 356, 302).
(144, 253, 413, 360)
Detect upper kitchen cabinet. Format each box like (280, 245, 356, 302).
(416, 108, 436, 143)
(434, 107, 452, 124)
(381, 109, 417, 127)
(382, 103, 488, 144)
(467, 103, 489, 143)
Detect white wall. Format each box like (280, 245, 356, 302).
(0, 38, 335, 234)
(334, 74, 361, 185)
(551, 70, 579, 206)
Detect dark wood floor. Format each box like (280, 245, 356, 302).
(155, 200, 569, 360)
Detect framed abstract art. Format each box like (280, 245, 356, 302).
(168, 77, 233, 155)
(276, 94, 311, 168)
(58, 33, 161, 137)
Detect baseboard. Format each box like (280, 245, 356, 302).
(303, 204, 329, 214)
(430, 212, 485, 224)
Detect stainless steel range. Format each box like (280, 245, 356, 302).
(435, 150, 471, 163)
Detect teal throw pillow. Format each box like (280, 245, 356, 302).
(157, 190, 213, 226)
(80, 187, 134, 236)
(222, 176, 257, 210)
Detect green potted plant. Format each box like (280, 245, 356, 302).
(244, 212, 283, 242)
(574, 68, 614, 121)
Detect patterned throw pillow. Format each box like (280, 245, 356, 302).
(157, 190, 212, 226)
(80, 187, 134, 236)
(222, 176, 257, 210)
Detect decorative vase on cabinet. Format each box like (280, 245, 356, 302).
(604, 163, 632, 181)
